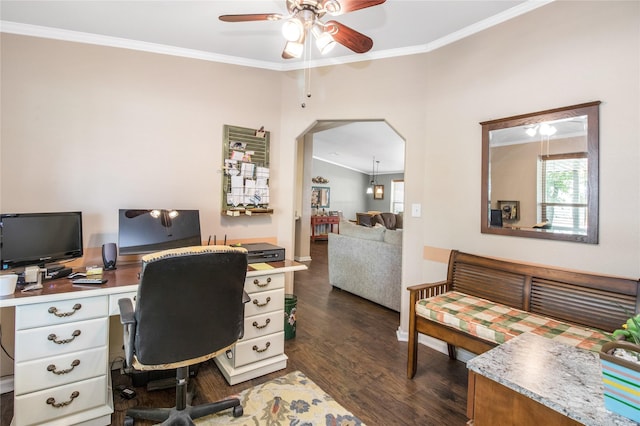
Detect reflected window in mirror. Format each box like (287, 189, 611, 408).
(481, 101, 600, 244)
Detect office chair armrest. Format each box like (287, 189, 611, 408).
(118, 298, 135, 324)
(237, 290, 251, 340)
(118, 298, 136, 368)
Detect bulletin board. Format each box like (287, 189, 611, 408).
(222, 124, 273, 216)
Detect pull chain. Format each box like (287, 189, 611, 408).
(301, 33, 312, 108)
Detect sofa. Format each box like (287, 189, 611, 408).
(407, 250, 640, 379)
(328, 220, 402, 311)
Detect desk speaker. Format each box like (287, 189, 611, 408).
(102, 243, 117, 270)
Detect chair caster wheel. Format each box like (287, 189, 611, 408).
(233, 405, 243, 417)
(124, 416, 134, 426)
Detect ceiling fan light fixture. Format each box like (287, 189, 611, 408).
(324, 0, 341, 15)
(316, 32, 336, 54)
(283, 40, 304, 58)
(311, 22, 336, 54)
(282, 18, 304, 41)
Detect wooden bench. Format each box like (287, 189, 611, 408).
(407, 250, 640, 379)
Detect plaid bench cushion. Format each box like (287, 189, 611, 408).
(415, 291, 612, 352)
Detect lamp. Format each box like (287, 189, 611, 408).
(366, 157, 380, 194)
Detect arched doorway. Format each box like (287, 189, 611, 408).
(293, 119, 405, 261)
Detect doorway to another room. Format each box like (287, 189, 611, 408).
(293, 119, 405, 262)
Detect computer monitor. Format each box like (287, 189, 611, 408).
(0, 211, 84, 271)
(118, 209, 202, 255)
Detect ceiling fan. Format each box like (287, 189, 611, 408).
(219, 0, 386, 59)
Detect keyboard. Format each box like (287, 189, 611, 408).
(72, 278, 108, 285)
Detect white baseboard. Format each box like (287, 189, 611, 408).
(1, 375, 14, 394)
(396, 327, 475, 364)
(294, 256, 312, 262)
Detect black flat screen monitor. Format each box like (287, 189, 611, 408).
(118, 209, 202, 255)
(0, 211, 84, 271)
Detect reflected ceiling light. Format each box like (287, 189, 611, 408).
(168, 210, 179, 219)
(539, 123, 557, 136)
(150, 210, 161, 218)
(525, 126, 537, 137)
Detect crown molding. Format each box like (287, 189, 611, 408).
(1, 1, 553, 71)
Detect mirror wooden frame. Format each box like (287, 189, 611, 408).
(480, 101, 600, 244)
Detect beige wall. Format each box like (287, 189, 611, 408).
(1, 1, 639, 377)
(0, 35, 283, 244)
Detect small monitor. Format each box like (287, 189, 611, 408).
(118, 209, 202, 255)
(1, 212, 83, 270)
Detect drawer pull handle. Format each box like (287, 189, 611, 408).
(47, 359, 80, 375)
(253, 277, 272, 288)
(48, 330, 81, 344)
(253, 297, 271, 307)
(252, 342, 271, 353)
(46, 391, 79, 408)
(253, 318, 271, 329)
(48, 303, 82, 317)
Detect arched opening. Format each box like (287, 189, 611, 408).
(293, 119, 405, 261)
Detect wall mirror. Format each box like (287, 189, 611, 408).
(311, 186, 330, 208)
(481, 101, 600, 244)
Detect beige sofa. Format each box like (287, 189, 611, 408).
(328, 221, 402, 311)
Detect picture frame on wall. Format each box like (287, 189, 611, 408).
(498, 200, 519, 221)
(311, 186, 330, 208)
(374, 185, 384, 200)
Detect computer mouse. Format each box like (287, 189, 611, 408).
(68, 272, 87, 279)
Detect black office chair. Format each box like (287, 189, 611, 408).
(118, 245, 249, 425)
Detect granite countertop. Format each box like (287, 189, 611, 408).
(466, 333, 638, 426)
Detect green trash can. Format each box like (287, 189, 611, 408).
(284, 294, 297, 340)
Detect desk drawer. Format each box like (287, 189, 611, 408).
(15, 347, 107, 395)
(230, 332, 284, 368)
(313, 217, 338, 224)
(16, 317, 108, 362)
(16, 296, 108, 330)
(244, 288, 284, 317)
(109, 291, 137, 316)
(14, 375, 107, 426)
(244, 273, 284, 293)
(240, 310, 284, 341)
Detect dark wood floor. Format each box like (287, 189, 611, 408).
(1, 242, 469, 425)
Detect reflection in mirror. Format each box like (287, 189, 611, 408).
(481, 101, 600, 243)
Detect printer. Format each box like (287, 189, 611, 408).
(240, 242, 285, 264)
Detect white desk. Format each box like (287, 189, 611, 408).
(0, 260, 306, 426)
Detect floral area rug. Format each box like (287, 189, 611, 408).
(199, 370, 365, 426)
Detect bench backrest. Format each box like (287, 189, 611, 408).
(448, 251, 640, 332)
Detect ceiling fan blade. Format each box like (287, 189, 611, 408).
(124, 209, 150, 219)
(330, 0, 386, 15)
(325, 20, 373, 54)
(219, 13, 283, 22)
